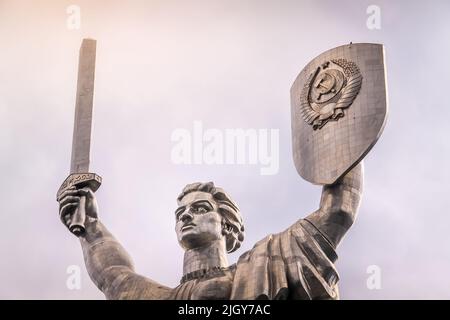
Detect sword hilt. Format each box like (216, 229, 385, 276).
(70, 196, 87, 236)
(57, 173, 102, 237)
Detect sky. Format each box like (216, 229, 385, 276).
(0, 0, 449, 299)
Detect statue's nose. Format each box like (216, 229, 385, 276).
(180, 210, 193, 222)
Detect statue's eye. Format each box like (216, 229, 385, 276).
(195, 206, 208, 214)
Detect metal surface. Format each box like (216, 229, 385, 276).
(70, 39, 96, 174)
(56, 167, 362, 299)
(291, 43, 388, 185)
(56, 43, 378, 300)
(57, 39, 101, 237)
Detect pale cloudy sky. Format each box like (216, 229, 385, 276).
(0, 0, 449, 299)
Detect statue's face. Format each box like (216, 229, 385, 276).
(175, 191, 223, 250)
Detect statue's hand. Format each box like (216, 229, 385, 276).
(58, 186, 99, 230)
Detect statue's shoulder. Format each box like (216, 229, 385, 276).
(237, 218, 337, 263)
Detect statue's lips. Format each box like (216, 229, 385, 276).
(181, 223, 196, 231)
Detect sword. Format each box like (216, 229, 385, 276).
(57, 39, 102, 237)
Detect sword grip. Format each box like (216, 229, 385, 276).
(69, 196, 86, 237)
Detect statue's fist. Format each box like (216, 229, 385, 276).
(57, 186, 99, 230)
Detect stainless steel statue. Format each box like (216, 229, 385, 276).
(57, 41, 387, 299)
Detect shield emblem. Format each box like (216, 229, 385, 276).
(291, 43, 388, 185)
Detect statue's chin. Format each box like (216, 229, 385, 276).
(179, 232, 221, 251)
(179, 232, 203, 249)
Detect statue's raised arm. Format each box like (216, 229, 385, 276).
(290, 43, 388, 249)
(58, 187, 171, 299)
(305, 162, 363, 248)
(56, 38, 170, 299)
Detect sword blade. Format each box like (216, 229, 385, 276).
(70, 39, 96, 174)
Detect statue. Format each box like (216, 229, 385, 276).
(57, 42, 387, 299)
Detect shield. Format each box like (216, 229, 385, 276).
(291, 43, 388, 185)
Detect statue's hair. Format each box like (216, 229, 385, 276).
(177, 182, 245, 253)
